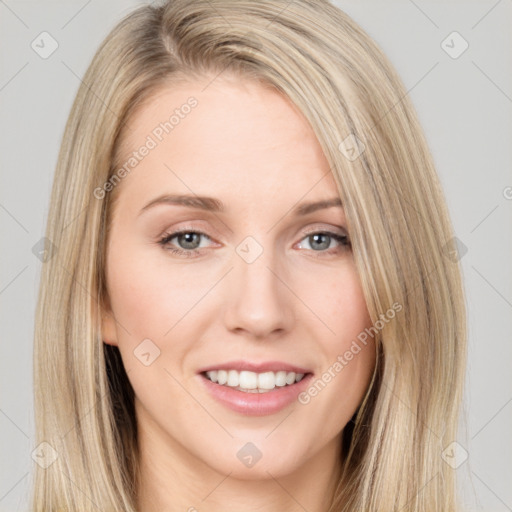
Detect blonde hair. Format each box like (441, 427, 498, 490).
(32, 1, 467, 510)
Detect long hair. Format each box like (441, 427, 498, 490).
(32, 1, 467, 510)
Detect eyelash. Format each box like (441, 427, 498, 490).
(157, 227, 350, 259)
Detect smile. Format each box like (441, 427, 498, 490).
(197, 361, 314, 416)
(203, 369, 306, 393)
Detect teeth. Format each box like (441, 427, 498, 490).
(258, 371, 277, 390)
(227, 370, 239, 387)
(274, 371, 287, 387)
(204, 369, 307, 391)
(239, 370, 258, 389)
(217, 370, 228, 385)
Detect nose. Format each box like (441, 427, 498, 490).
(222, 243, 295, 340)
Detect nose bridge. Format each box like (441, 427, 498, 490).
(223, 234, 293, 337)
(237, 236, 278, 293)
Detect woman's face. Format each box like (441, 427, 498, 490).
(102, 75, 376, 480)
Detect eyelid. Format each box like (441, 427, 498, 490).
(296, 223, 349, 244)
(158, 226, 217, 246)
(158, 222, 348, 243)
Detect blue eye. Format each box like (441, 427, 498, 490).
(296, 232, 350, 255)
(158, 230, 211, 258)
(158, 229, 350, 258)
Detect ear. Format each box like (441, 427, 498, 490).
(100, 293, 119, 346)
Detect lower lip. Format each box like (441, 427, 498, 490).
(198, 373, 314, 416)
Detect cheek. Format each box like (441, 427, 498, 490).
(325, 266, 375, 388)
(294, 261, 375, 411)
(297, 259, 371, 342)
(106, 245, 208, 342)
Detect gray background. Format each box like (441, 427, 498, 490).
(1, 1, 511, 510)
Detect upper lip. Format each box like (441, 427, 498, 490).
(197, 360, 313, 375)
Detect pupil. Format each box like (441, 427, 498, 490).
(180, 232, 200, 249)
(311, 233, 329, 250)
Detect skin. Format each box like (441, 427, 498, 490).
(101, 74, 376, 512)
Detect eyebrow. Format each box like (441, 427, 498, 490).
(139, 194, 343, 216)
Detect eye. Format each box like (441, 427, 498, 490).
(296, 230, 350, 255)
(157, 227, 351, 258)
(158, 229, 213, 258)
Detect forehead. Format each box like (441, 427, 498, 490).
(113, 75, 339, 212)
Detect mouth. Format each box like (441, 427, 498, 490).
(196, 361, 314, 416)
(200, 369, 310, 393)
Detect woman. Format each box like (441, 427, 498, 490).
(32, 0, 467, 510)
